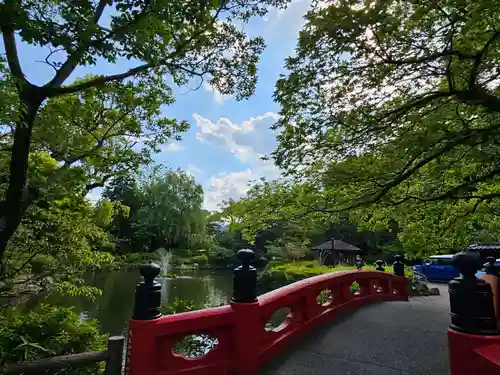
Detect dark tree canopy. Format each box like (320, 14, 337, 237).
(219, 0, 500, 258)
(274, 0, 500, 208)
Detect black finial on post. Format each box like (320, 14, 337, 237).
(355, 255, 364, 270)
(232, 249, 257, 303)
(132, 261, 162, 320)
(485, 256, 499, 276)
(393, 254, 405, 277)
(449, 251, 498, 335)
(375, 260, 385, 272)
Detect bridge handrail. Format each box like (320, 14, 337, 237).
(258, 269, 396, 305)
(257, 270, 406, 366)
(125, 253, 408, 375)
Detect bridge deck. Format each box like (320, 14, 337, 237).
(261, 285, 449, 375)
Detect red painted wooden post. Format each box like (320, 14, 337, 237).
(230, 301, 261, 375)
(127, 319, 160, 375)
(230, 249, 261, 375)
(448, 329, 500, 375)
(448, 251, 500, 375)
(126, 262, 162, 375)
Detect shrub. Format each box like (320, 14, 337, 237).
(178, 257, 193, 265)
(171, 249, 192, 258)
(29, 255, 56, 275)
(94, 252, 116, 268)
(161, 296, 200, 315)
(98, 240, 116, 254)
(207, 246, 235, 265)
(122, 252, 159, 264)
(191, 254, 208, 266)
(0, 304, 107, 374)
(259, 261, 413, 290)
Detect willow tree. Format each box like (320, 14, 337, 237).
(270, 0, 500, 254)
(104, 167, 207, 251)
(134, 167, 207, 250)
(0, 0, 290, 268)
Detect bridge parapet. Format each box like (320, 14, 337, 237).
(448, 251, 500, 375)
(125, 252, 408, 375)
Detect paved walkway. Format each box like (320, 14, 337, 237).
(261, 284, 450, 375)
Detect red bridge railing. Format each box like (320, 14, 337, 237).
(448, 252, 500, 375)
(125, 251, 408, 375)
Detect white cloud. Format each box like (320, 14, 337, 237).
(194, 112, 283, 210)
(203, 82, 232, 105)
(203, 158, 283, 211)
(162, 142, 185, 152)
(203, 170, 255, 211)
(194, 112, 280, 164)
(261, 0, 313, 34)
(186, 163, 202, 178)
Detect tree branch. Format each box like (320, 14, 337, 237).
(351, 50, 477, 72)
(48, 63, 152, 96)
(45, 0, 111, 88)
(469, 31, 500, 90)
(0, 24, 26, 83)
(455, 87, 500, 113)
(85, 174, 112, 192)
(45, 0, 154, 89)
(93, 0, 109, 24)
(36, 47, 65, 73)
(47, 63, 209, 97)
(380, 91, 452, 121)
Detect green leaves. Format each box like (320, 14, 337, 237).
(0, 0, 295, 277)
(104, 166, 208, 252)
(13, 336, 55, 360)
(0, 304, 107, 373)
(265, 0, 500, 257)
(3, 0, 291, 100)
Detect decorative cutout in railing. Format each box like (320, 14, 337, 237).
(126, 251, 409, 375)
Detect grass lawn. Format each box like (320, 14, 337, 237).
(259, 260, 412, 289)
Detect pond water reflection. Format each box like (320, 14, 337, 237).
(45, 267, 234, 336)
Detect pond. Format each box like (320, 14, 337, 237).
(45, 267, 234, 336)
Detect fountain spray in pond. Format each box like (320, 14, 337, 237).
(156, 248, 172, 275)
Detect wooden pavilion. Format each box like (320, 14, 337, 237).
(311, 238, 363, 266)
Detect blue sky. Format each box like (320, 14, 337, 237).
(2, 0, 312, 211)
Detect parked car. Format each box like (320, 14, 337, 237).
(412, 255, 459, 282)
(476, 258, 500, 278)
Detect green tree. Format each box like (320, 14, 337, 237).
(110, 167, 208, 251)
(0, 73, 187, 276)
(102, 175, 140, 252)
(268, 0, 500, 256)
(1, 189, 111, 302)
(0, 0, 290, 269)
(220, 181, 402, 258)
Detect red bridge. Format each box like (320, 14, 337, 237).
(124, 250, 500, 375)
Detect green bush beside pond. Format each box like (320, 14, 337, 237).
(119, 252, 159, 264)
(0, 304, 107, 374)
(116, 251, 230, 269)
(191, 254, 208, 266)
(259, 261, 413, 289)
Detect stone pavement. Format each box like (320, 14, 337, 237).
(261, 286, 450, 375)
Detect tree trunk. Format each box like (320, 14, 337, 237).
(0, 88, 44, 276)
